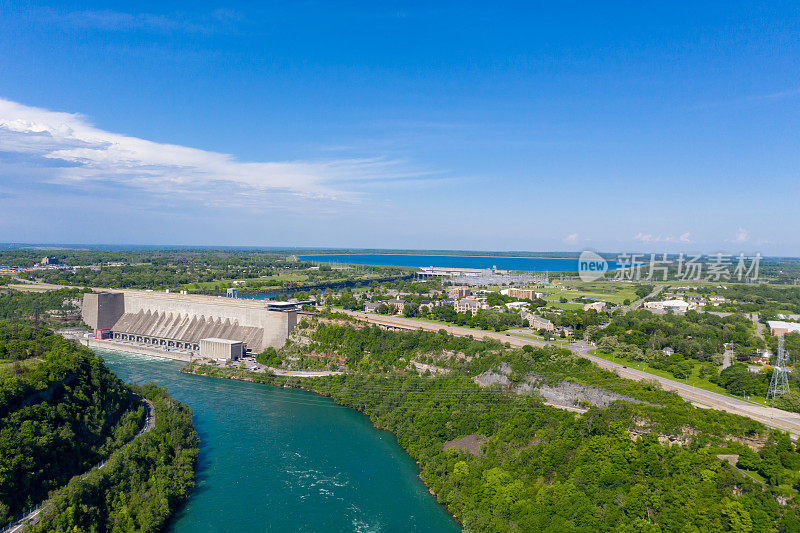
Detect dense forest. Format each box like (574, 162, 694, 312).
(0, 287, 198, 532)
(594, 310, 761, 361)
(29, 383, 198, 533)
(194, 326, 800, 531)
(0, 322, 142, 526)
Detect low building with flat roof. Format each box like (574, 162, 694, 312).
(768, 320, 800, 337)
(644, 299, 691, 313)
(200, 338, 244, 360)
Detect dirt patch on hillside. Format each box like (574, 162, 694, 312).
(473, 362, 512, 387)
(519, 379, 647, 409)
(443, 433, 487, 456)
(411, 361, 450, 375)
(473, 363, 648, 410)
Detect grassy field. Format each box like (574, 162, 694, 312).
(539, 280, 662, 308)
(0, 358, 41, 376)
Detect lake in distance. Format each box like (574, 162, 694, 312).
(99, 349, 460, 533)
(297, 253, 620, 272)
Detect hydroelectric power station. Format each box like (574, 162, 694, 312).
(81, 290, 298, 361)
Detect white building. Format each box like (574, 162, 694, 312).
(644, 299, 690, 313)
(767, 320, 800, 337)
(583, 301, 607, 312)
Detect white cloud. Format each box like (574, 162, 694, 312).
(633, 231, 692, 244)
(733, 227, 750, 243)
(0, 97, 428, 209)
(563, 233, 579, 244)
(633, 232, 658, 243)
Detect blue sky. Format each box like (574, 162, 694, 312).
(0, 1, 798, 254)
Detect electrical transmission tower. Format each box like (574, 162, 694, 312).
(767, 336, 791, 399)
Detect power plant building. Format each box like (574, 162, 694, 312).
(82, 290, 297, 355)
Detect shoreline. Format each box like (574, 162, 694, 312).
(179, 362, 463, 528)
(299, 252, 579, 260)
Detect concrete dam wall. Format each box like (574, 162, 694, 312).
(82, 290, 297, 354)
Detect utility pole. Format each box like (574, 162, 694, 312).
(767, 336, 790, 399)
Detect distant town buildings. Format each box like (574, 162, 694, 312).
(644, 299, 692, 313)
(522, 312, 554, 331)
(505, 288, 543, 300)
(707, 295, 726, 305)
(419, 300, 438, 313)
(454, 297, 489, 316)
(447, 286, 472, 299)
(386, 298, 407, 313)
(417, 266, 509, 281)
(583, 301, 607, 312)
(415, 266, 548, 286)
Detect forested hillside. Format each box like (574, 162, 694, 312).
(0, 287, 87, 323)
(0, 322, 142, 526)
(194, 322, 800, 532)
(30, 384, 198, 533)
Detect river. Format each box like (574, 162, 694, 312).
(99, 349, 460, 532)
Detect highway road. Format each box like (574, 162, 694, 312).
(338, 309, 800, 438)
(622, 284, 665, 312)
(751, 313, 766, 340)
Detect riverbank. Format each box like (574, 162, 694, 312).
(178, 359, 800, 531)
(99, 350, 459, 532)
(180, 362, 463, 526)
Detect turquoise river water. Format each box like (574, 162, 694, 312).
(99, 349, 460, 532)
